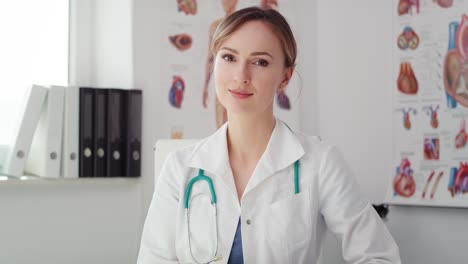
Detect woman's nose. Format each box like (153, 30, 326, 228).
(234, 63, 251, 84)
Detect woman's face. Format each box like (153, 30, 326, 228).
(213, 20, 291, 117)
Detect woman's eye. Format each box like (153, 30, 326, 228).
(222, 54, 234, 62)
(254, 59, 269, 67)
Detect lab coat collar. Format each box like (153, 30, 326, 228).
(243, 118, 305, 195)
(188, 118, 305, 198)
(188, 122, 230, 177)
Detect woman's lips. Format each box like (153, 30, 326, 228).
(229, 89, 253, 99)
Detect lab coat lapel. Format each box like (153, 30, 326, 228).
(188, 123, 238, 199)
(243, 118, 305, 196)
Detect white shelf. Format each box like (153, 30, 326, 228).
(0, 175, 140, 185)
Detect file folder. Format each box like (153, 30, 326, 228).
(93, 88, 108, 177)
(107, 89, 124, 177)
(25, 85, 66, 178)
(79, 87, 94, 177)
(124, 89, 142, 177)
(1, 85, 48, 177)
(62, 86, 79, 178)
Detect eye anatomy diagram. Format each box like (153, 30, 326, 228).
(169, 34, 193, 51)
(169, 76, 186, 109)
(394, 158, 416, 198)
(396, 107, 417, 130)
(397, 62, 418, 95)
(398, 26, 420, 50)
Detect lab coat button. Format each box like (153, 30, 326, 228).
(246, 219, 251, 225)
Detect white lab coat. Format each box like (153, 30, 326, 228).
(138, 118, 401, 264)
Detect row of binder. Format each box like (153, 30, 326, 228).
(79, 88, 142, 177)
(0, 85, 142, 178)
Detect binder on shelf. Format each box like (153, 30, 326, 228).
(1, 85, 48, 177)
(107, 89, 124, 177)
(93, 88, 108, 177)
(79, 87, 94, 177)
(62, 85, 79, 178)
(25, 85, 66, 178)
(124, 89, 142, 177)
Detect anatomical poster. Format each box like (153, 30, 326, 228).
(158, 0, 300, 140)
(387, 0, 468, 207)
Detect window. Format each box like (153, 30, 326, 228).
(0, 0, 69, 145)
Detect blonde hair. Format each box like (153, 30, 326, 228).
(210, 7, 297, 68)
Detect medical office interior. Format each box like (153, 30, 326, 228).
(1, 0, 468, 263)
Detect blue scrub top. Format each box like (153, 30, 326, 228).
(227, 218, 244, 264)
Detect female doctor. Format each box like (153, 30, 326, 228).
(138, 7, 401, 264)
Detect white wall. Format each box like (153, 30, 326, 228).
(69, 0, 92, 86)
(132, 0, 165, 235)
(316, 1, 468, 263)
(92, 0, 134, 88)
(69, 0, 133, 88)
(297, 1, 319, 136)
(317, 0, 394, 204)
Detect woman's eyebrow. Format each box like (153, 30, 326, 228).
(220, 47, 239, 54)
(250, 51, 273, 59)
(220, 47, 274, 59)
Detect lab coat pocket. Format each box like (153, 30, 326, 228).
(288, 238, 313, 264)
(265, 188, 312, 246)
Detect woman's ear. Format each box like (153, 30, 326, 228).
(279, 66, 294, 91)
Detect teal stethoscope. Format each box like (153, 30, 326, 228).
(184, 160, 300, 264)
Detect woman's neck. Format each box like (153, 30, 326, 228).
(226, 113, 276, 164)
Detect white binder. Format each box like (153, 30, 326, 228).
(61, 85, 79, 178)
(25, 85, 65, 178)
(0, 144, 9, 173)
(1, 85, 48, 177)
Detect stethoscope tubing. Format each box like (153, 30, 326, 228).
(184, 160, 300, 263)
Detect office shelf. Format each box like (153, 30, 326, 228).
(0, 175, 140, 185)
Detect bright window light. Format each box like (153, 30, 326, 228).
(0, 0, 68, 145)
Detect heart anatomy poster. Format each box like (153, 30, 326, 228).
(158, 0, 301, 140)
(387, 0, 468, 207)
